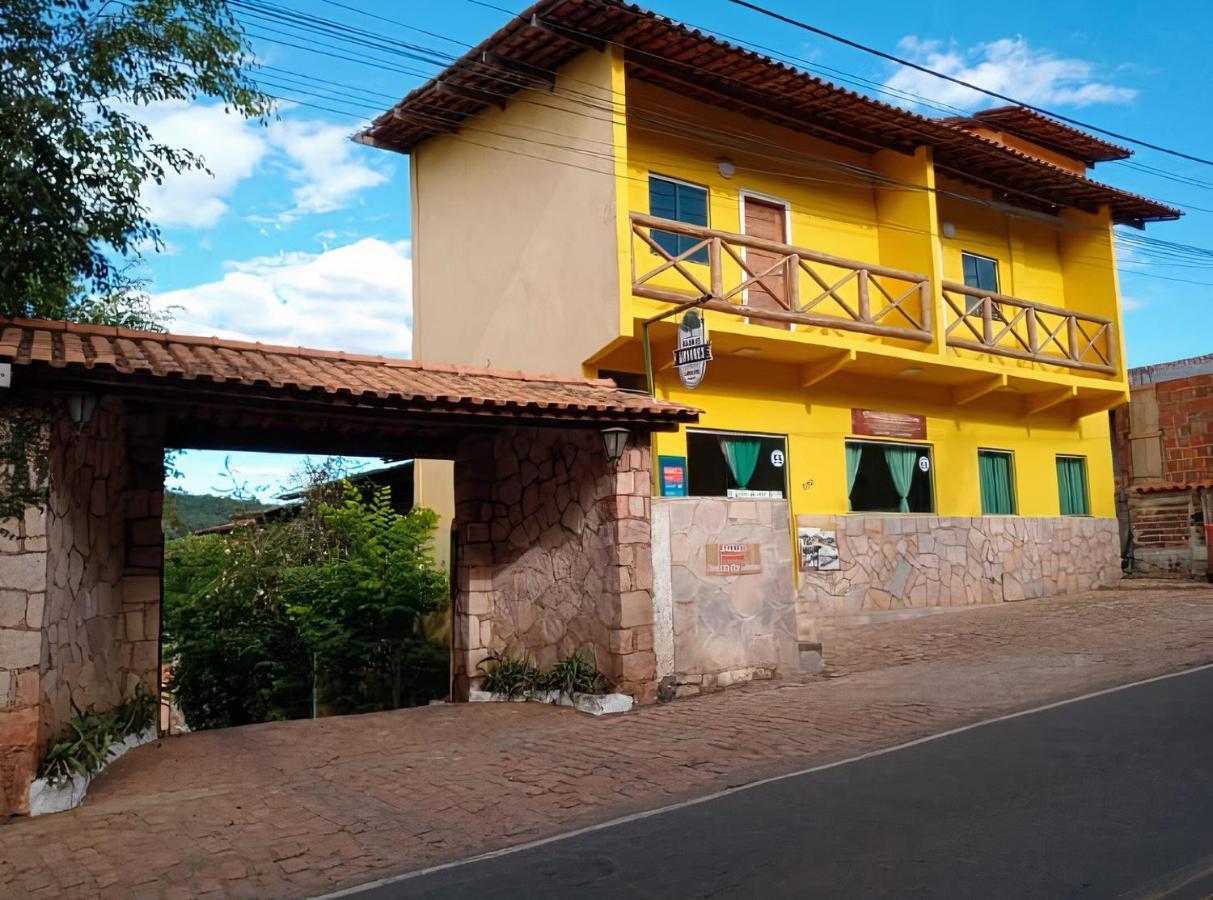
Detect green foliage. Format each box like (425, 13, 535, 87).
(39, 685, 158, 783)
(479, 648, 610, 701)
(0, 404, 51, 529)
(161, 489, 272, 539)
(0, 0, 271, 324)
(542, 649, 608, 699)
(162, 479, 449, 730)
(478, 651, 541, 700)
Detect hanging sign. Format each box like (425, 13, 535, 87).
(770, 448, 785, 468)
(674, 310, 712, 389)
(918, 456, 930, 473)
(659, 455, 687, 497)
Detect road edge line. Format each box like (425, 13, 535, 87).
(316, 660, 1213, 898)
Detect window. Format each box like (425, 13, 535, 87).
(1056, 455, 1090, 516)
(962, 252, 1000, 317)
(962, 252, 999, 292)
(846, 440, 934, 513)
(686, 430, 787, 498)
(978, 450, 1016, 515)
(649, 174, 709, 264)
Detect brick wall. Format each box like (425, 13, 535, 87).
(1156, 374, 1213, 484)
(452, 427, 657, 702)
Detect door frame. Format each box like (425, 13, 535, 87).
(738, 190, 794, 329)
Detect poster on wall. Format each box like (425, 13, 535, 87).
(799, 527, 840, 571)
(706, 543, 762, 575)
(659, 455, 687, 497)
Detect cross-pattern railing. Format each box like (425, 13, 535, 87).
(630, 213, 933, 343)
(942, 282, 1117, 375)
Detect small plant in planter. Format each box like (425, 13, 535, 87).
(542, 648, 609, 701)
(38, 684, 158, 785)
(478, 651, 541, 700)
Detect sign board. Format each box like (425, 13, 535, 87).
(675, 310, 712, 389)
(798, 527, 840, 571)
(706, 543, 762, 575)
(851, 408, 927, 440)
(659, 455, 687, 497)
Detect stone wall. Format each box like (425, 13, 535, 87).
(796, 514, 1121, 627)
(1125, 490, 1204, 578)
(0, 410, 49, 816)
(0, 399, 164, 815)
(452, 427, 656, 701)
(650, 498, 797, 697)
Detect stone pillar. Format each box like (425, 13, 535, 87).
(0, 398, 165, 815)
(0, 483, 49, 816)
(452, 427, 657, 703)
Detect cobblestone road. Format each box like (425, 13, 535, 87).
(3, 580, 1212, 899)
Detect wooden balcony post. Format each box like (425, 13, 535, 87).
(982, 297, 994, 347)
(857, 269, 871, 322)
(710, 237, 723, 299)
(786, 255, 800, 310)
(1026, 306, 1039, 356)
(919, 280, 933, 338)
(1067, 314, 1079, 362)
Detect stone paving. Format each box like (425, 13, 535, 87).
(3, 579, 1213, 899)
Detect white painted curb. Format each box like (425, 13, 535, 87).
(468, 689, 633, 716)
(29, 726, 158, 816)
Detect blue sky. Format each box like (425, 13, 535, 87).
(155, 0, 1213, 499)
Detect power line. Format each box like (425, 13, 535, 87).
(725, 0, 1213, 168)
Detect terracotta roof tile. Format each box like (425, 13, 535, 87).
(0, 318, 698, 426)
(1136, 481, 1213, 494)
(360, 0, 1177, 225)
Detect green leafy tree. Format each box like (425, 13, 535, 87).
(0, 0, 271, 324)
(284, 485, 449, 713)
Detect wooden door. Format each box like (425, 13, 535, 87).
(743, 197, 791, 330)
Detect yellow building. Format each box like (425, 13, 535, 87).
(361, 0, 1178, 620)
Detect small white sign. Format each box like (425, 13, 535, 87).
(918, 456, 930, 473)
(770, 449, 785, 468)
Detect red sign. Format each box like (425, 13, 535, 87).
(851, 408, 927, 440)
(705, 543, 762, 575)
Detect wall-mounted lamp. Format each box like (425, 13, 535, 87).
(601, 427, 630, 465)
(717, 156, 736, 179)
(941, 221, 957, 239)
(66, 394, 99, 429)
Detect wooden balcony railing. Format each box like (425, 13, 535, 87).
(942, 282, 1117, 375)
(630, 213, 933, 342)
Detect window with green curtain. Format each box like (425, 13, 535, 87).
(979, 450, 1016, 515)
(882, 445, 918, 513)
(649, 175, 709, 263)
(1056, 455, 1090, 516)
(845, 443, 863, 502)
(719, 436, 761, 490)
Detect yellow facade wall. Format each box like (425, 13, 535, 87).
(649, 362, 1116, 520)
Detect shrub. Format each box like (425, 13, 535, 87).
(478, 651, 541, 700)
(38, 685, 158, 784)
(542, 649, 609, 699)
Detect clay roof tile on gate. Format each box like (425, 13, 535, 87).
(0, 318, 699, 426)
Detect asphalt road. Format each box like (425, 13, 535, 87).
(346, 665, 1213, 900)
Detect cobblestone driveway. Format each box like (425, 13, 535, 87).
(3, 580, 1212, 899)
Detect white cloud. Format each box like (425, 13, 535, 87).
(150, 238, 412, 355)
(270, 120, 388, 220)
(137, 101, 269, 229)
(1121, 295, 1147, 313)
(885, 36, 1137, 111)
(134, 101, 386, 230)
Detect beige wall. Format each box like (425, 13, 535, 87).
(410, 49, 624, 376)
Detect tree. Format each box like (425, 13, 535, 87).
(0, 0, 271, 326)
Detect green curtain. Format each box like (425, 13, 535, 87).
(719, 437, 761, 490)
(1057, 456, 1089, 515)
(979, 451, 1015, 515)
(845, 443, 863, 502)
(883, 445, 917, 513)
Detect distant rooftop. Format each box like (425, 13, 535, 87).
(1129, 353, 1213, 387)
